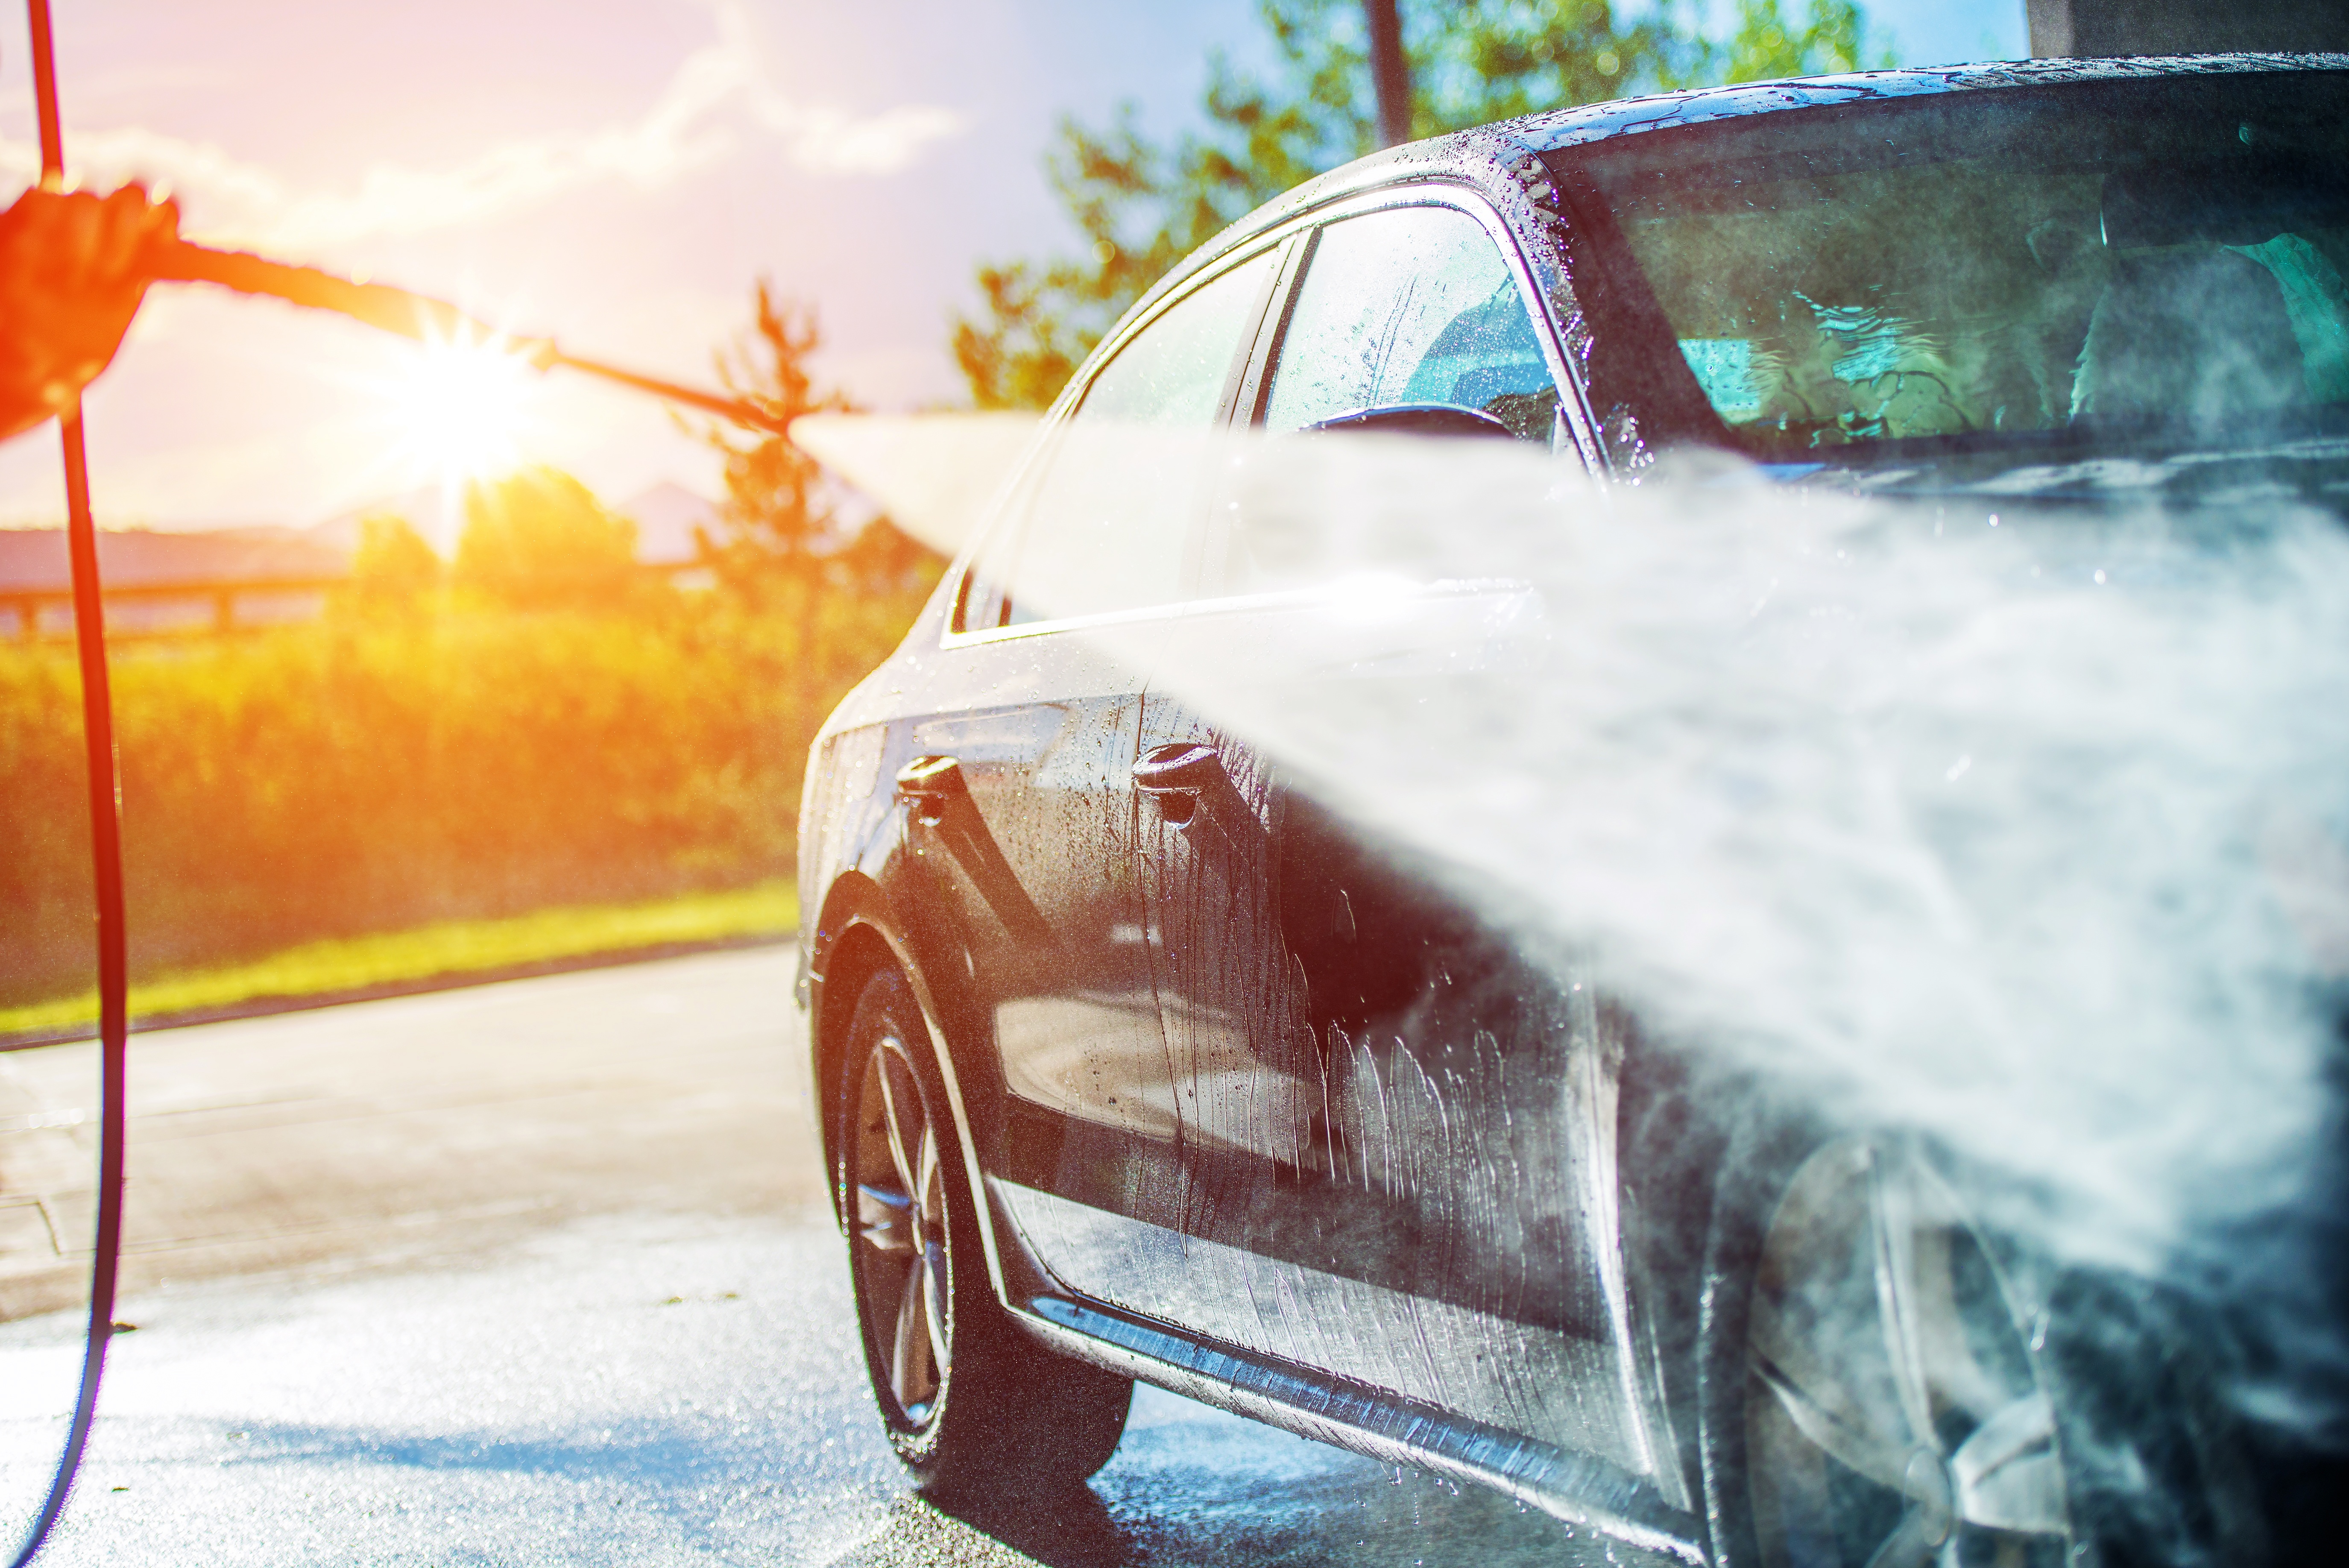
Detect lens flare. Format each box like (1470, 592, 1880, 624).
(378, 331, 543, 488)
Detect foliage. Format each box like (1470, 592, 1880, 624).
(700, 279, 857, 594)
(349, 512, 441, 595)
(699, 281, 949, 612)
(0, 584, 926, 1008)
(0, 881, 796, 1039)
(952, 0, 1885, 409)
(0, 271, 961, 1011)
(455, 466, 641, 609)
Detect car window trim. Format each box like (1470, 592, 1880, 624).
(946, 567, 1544, 649)
(1229, 226, 1319, 431)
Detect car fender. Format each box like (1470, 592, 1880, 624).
(809, 862, 1019, 1313)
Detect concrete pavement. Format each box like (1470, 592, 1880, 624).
(0, 948, 1639, 1566)
(0, 947, 820, 1322)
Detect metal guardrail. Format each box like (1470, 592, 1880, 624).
(3, 575, 346, 640)
(2, 563, 718, 642)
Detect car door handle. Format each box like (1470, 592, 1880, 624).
(895, 753, 1056, 944)
(1133, 743, 1222, 825)
(896, 754, 965, 823)
(1133, 742, 1222, 792)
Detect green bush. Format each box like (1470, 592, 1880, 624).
(455, 467, 643, 610)
(0, 582, 926, 1007)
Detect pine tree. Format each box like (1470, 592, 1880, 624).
(701, 280, 856, 600)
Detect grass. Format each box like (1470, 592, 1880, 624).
(0, 880, 798, 1040)
(3, 584, 921, 1007)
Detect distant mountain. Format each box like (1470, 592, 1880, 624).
(306, 486, 442, 558)
(0, 526, 349, 592)
(616, 482, 721, 565)
(0, 478, 729, 595)
(305, 481, 719, 566)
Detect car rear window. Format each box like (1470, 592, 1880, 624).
(1567, 72, 2349, 457)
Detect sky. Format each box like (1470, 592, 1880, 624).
(0, 0, 2027, 538)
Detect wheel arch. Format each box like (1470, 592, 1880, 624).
(1612, 1020, 1799, 1541)
(812, 914, 895, 1233)
(809, 874, 1014, 1305)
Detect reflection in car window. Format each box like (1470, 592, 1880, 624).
(961, 248, 1278, 630)
(1262, 205, 1559, 441)
(1577, 75, 2349, 454)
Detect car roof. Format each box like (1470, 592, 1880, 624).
(1509, 50, 2349, 154)
(1120, 52, 2349, 342)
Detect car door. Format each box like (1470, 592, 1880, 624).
(926, 244, 1291, 1276)
(1118, 197, 1658, 1479)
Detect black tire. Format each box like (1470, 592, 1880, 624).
(1694, 1128, 2267, 1568)
(837, 965, 1133, 1499)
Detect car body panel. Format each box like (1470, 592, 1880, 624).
(794, 128, 1694, 1540)
(796, 54, 2349, 1561)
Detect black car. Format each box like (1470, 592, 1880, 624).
(791, 56, 2349, 1567)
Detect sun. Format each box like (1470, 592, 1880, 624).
(379, 332, 543, 487)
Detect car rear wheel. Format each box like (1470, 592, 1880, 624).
(1707, 1134, 2264, 1568)
(840, 965, 1133, 1499)
(851, 1023, 952, 1430)
(1740, 1137, 2071, 1568)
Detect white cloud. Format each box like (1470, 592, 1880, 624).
(765, 103, 972, 176)
(0, 0, 965, 253)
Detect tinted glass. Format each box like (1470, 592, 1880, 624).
(966, 248, 1277, 628)
(1262, 205, 1559, 441)
(1574, 73, 2349, 456)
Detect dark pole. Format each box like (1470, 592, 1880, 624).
(1363, 0, 1411, 149)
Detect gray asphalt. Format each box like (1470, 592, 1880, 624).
(0, 950, 1644, 1566)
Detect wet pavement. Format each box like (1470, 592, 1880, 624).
(0, 950, 1651, 1566)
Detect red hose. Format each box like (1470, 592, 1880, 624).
(2, 28, 791, 1553)
(9, 2, 131, 1561)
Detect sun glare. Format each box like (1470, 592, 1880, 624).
(380, 334, 542, 488)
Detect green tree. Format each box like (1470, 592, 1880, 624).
(700, 281, 947, 605)
(700, 280, 855, 600)
(953, 0, 1883, 409)
(343, 512, 442, 614)
(455, 466, 641, 610)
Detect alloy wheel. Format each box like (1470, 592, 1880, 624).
(852, 1033, 952, 1427)
(1745, 1137, 2071, 1568)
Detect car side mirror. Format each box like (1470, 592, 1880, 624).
(1299, 403, 1514, 440)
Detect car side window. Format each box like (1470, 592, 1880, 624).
(1262, 205, 1558, 442)
(960, 248, 1279, 630)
